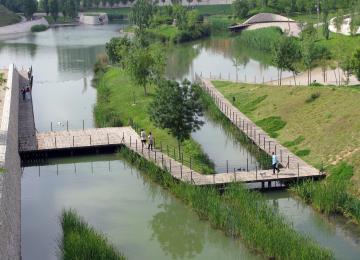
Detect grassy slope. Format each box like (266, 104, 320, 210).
(212, 81, 360, 195)
(94, 67, 214, 174)
(0, 5, 21, 27)
(147, 24, 179, 41)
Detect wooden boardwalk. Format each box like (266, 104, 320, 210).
(197, 76, 322, 180)
(19, 126, 323, 186)
(18, 71, 37, 152)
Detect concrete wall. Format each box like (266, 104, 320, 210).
(79, 13, 109, 25)
(0, 64, 21, 260)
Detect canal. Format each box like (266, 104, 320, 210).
(0, 25, 359, 259)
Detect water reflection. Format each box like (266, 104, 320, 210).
(150, 201, 205, 259)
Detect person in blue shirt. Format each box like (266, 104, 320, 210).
(272, 152, 280, 174)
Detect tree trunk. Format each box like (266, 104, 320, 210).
(292, 71, 297, 86)
(177, 140, 181, 160)
(143, 84, 147, 96)
(333, 70, 338, 85)
(279, 69, 282, 86)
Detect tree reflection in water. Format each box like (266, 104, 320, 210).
(150, 201, 205, 259)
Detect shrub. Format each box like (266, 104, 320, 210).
(31, 24, 48, 32)
(256, 116, 286, 138)
(306, 92, 320, 103)
(283, 136, 305, 147)
(60, 209, 126, 260)
(296, 149, 311, 157)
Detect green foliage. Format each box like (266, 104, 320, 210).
(120, 147, 333, 260)
(241, 95, 267, 113)
(49, 0, 59, 22)
(296, 149, 311, 157)
(256, 116, 286, 138)
(283, 136, 305, 147)
(305, 92, 320, 103)
(272, 36, 301, 85)
(149, 80, 204, 149)
(60, 209, 126, 260)
(292, 162, 360, 222)
(31, 24, 48, 32)
(61, 0, 78, 19)
(129, 0, 154, 33)
(22, 0, 37, 19)
(232, 0, 249, 19)
(237, 27, 283, 52)
(0, 4, 21, 26)
(39, 0, 49, 15)
(0, 72, 6, 85)
(105, 36, 131, 65)
(351, 49, 360, 81)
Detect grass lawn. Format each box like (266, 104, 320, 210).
(212, 81, 360, 196)
(317, 32, 360, 59)
(0, 5, 21, 27)
(147, 24, 179, 41)
(94, 67, 214, 174)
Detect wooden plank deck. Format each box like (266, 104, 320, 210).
(197, 76, 322, 179)
(18, 71, 37, 152)
(19, 126, 324, 186)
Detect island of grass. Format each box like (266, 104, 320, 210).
(0, 5, 21, 27)
(211, 80, 360, 221)
(60, 209, 126, 260)
(94, 67, 214, 174)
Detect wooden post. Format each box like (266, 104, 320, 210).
(180, 165, 183, 179)
(90, 135, 92, 146)
(233, 168, 236, 182)
(280, 149, 283, 162)
(161, 154, 164, 167)
(256, 165, 258, 180)
(55, 136, 57, 148)
(67, 120, 69, 131)
(130, 136, 132, 147)
(136, 139, 138, 151)
(297, 163, 300, 178)
(213, 174, 215, 184)
(72, 136, 74, 147)
(51, 121, 53, 131)
(226, 160, 228, 173)
(191, 171, 193, 182)
(170, 159, 172, 172)
(275, 145, 277, 155)
(107, 133, 109, 145)
(247, 157, 249, 171)
(263, 137, 265, 149)
(287, 155, 290, 168)
(155, 150, 157, 162)
(190, 157, 192, 170)
(82, 120, 85, 130)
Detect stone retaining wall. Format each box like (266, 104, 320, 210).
(0, 64, 21, 260)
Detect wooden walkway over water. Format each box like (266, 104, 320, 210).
(197, 76, 323, 180)
(19, 126, 323, 186)
(17, 72, 324, 187)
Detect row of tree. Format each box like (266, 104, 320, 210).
(0, 0, 37, 18)
(39, 0, 79, 20)
(272, 25, 360, 85)
(233, 0, 360, 19)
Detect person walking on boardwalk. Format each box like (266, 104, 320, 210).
(148, 132, 154, 151)
(21, 88, 26, 101)
(272, 152, 280, 174)
(140, 129, 146, 148)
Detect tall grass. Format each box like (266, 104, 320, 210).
(236, 27, 283, 52)
(120, 147, 333, 259)
(291, 162, 360, 223)
(60, 209, 126, 260)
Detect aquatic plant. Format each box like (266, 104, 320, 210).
(119, 147, 333, 260)
(60, 209, 126, 260)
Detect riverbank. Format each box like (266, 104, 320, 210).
(211, 81, 360, 199)
(0, 17, 48, 36)
(120, 147, 333, 259)
(94, 67, 214, 174)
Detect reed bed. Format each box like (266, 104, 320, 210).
(119, 147, 333, 260)
(60, 209, 126, 260)
(236, 27, 283, 52)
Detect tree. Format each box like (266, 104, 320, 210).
(272, 36, 301, 85)
(126, 43, 165, 95)
(301, 37, 317, 85)
(352, 49, 360, 81)
(149, 79, 204, 154)
(129, 0, 154, 34)
(340, 56, 353, 85)
(105, 36, 132, 65)
(322, 9, 330, 40)
(334, 9, 343, 33)
(40, 0, 50, 15)
(232, 0, 249, 19)
(22, 0, 37, 19)
(49, 0, 59, 21)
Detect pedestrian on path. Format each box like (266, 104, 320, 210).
(148, 132, 154, 151)
(25, 86, 31, 101)
(272, 152, 280, 174)
(21, 88, 25, 101)
(140, 129, 146, 148)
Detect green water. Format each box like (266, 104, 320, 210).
(0, 26, 358, 259)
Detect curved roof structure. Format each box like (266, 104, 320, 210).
(244, 13, 295, 24)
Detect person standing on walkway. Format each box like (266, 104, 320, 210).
(148, 132, 154, 151)
(140, 129, 146, 148)
(272, 152, 280, 174)
(21, 88, 26, 101)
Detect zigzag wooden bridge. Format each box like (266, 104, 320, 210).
(18, 73, 324, 188)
